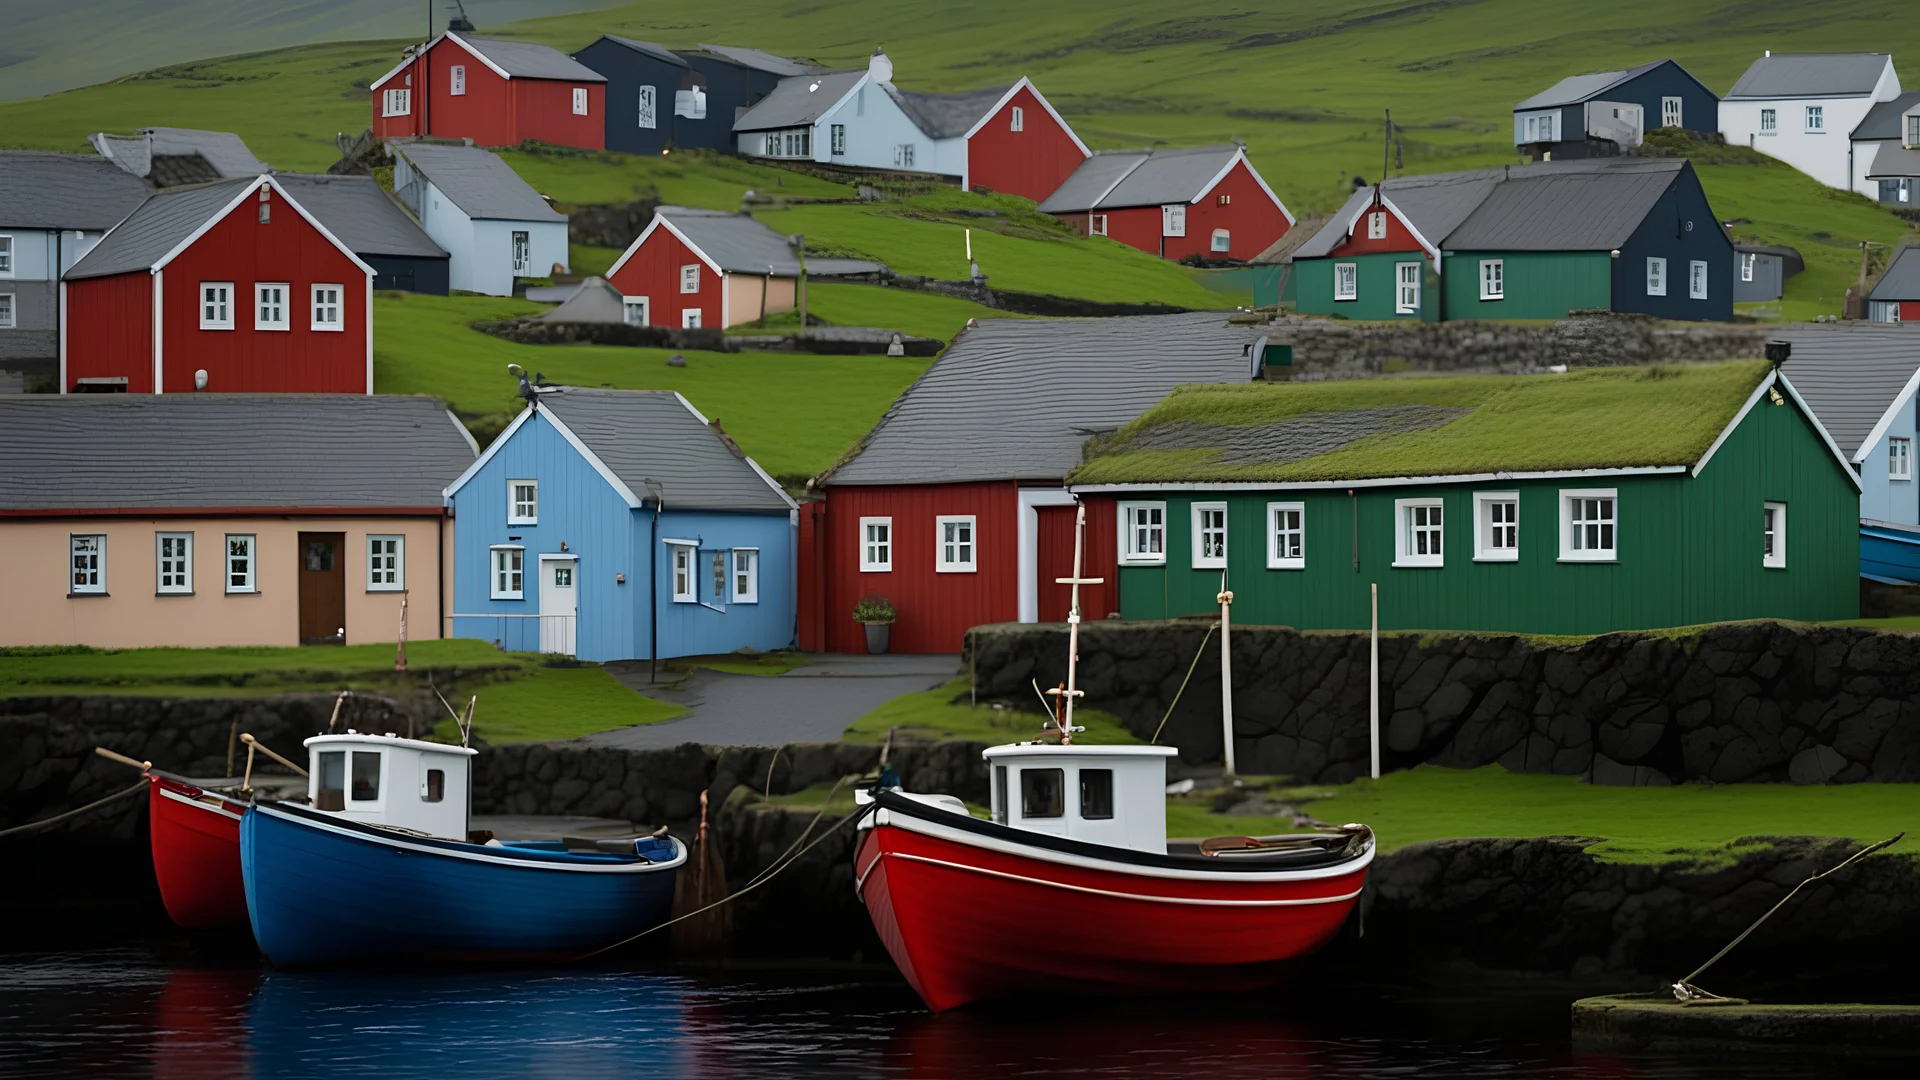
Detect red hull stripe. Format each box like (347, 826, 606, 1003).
(873, 851, 1363, 907)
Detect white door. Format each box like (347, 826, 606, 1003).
(512, 230, 532, 276)
(538, 555, 577, 656)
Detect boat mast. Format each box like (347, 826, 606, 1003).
(1051, 501, 1103, 744)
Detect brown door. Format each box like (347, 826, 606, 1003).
(298, 532, 347, 645)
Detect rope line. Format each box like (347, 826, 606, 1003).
(1152, 623, 1219, 745)
(0, 781, 146, 840)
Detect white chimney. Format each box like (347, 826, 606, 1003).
(868, 46, 894, 85)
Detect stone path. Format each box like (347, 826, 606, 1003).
(576, 653, 961, 749)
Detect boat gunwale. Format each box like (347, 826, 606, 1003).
(250, 799, 687, 874)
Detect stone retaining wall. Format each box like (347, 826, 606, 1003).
(964, 620, 1920, 784)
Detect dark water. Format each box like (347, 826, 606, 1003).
(0, 947, 1906, 1079)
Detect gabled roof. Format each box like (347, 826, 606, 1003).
(392, 143, 565, 222)
(0, 395, 474, 513)
(888, 84, 1012, 139)
(732, 70, 865, 132)
(1038, 144, 1279, 218)
(63, 175, 375, 281)
(446, 389, 794, 513)
(1850, 91, 1920, 140)
(0, 151, 150, 231)
(538, 277, 625, 323)
(371, 32, 607, 92)
(1869, 246, 1920, 302)
(1776, 324, 1920, 460)
(273, 174, 445, 260)
(696, 44, 826, 77)
(1725, 53, 1893, 100)
(589, 35, 689, 68)
(89, 127, 270, 183)
(1513, 59, 1667, 111)
(635, 207, 802, 275)
(823, 313, 1267, 487)
(1866, 141, 1920, 181)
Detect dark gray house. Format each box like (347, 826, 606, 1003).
(1854, 91, 1920, 207)
(0, 151, 149, 393)
(1512, 58, 1720, 161)
(1733, 243, 1804, 303)
(573, 36, 823, 156)
(274, 173, 449, 294)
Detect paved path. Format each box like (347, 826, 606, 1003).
(576, 654, 962, 749)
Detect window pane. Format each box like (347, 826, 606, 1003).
(1079, 769, 1114, 820)
(317, 751, 345, 811)
(1020, 768, 1064, 819)
(350, 751, 381, 801)
(424, 769, 445, 803)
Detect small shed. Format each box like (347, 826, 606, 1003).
(1868, 246, 1920, 324)
(1732, 243, 1804, 303)
(604, 206, 878, 328)
(391, 143, 568, 297)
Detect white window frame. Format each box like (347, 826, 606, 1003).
(1805, 105, 1824, 132)
(382, 88, 411, 117)
(1762, 501, 1787, 570)
(830, 123, 845, 155)
(637, 85, 656, 129)
(310, 284, 344, 331)
(572, 87, 589, 115)
(199, 282, 233, 330)
(1266, 502, 1304, 570)
(1661, 96, 1682, 128)
(0, 293, 12, 329)
(1479, 259, 1504, 301)
(1161, 203, 1186, 237)
(1333, 262, 1357, 301)
(622, 296, 648, 326)
(1118, 502, 1166, 566)
(1191, 502, 1227, 570)
(1759, 108, 1776, 134)
(491, 546, 525, 600)
(1540, 113, 1555, 141)
(156, 532, 194, 594)
(1210, 229, 1231, 253)
(1689, 259, 1708, 300)
(224, 533, 256, 594)
(1646, 257, 1666, 297)
(507, 479, 538, 525)
(679, 264, 700, 294)
(367, 534, 405, 591)
(254, 282, 289, 331)
(1472, 491, 1519, 562)
(0, 234, 12, 276)
(935, 515, 977, 573)
(729, 547, 759, 603)
(860, 516, 893, 572)
(1089, 213, 1107, 237)
(1394, 498, 1445, 568)
(1367, 211, 1387, 240)
(71, 534, 106, 595)
(668, 541, 696, 602)
(1890, 436, 1912, 481)
(1740, 252, 1755, 282)
(1010, 105, 1024, 132)
(1559, 488, 1618, 563)
(450, 64, 466, 96)
(1396, 261, 1421, 314)
(680, 308, 702, 329)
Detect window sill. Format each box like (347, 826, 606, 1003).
(859, 566, 892, 574)
(1392, 559, 1443, 569)
(1473, 553, 1519, 563)
(935, 566, 978, 574)
(1333, 297, 1357, 303)
(367, 586, 406, 593)
(1557, 554, 1618, 564)
(312, 325, 345, 333)
(199, 325, 234, 332)
(670, 597, 697, 605)
(731, 598, 760, 605)
(1191, 561, 1228, 571)
(506, 519, 537, 527)
(1479, 295, 1504, 302)
(155, 591, 196, 597)
(490, 595, 525, 602)
(1268, 560, 1305, 571)
(1118, 557, 1166, 567)
(67, 591, 110, 599)
(225, 589, 261, 596)
(256, 325, 290, 332)
(1763, 563, 1788, 571)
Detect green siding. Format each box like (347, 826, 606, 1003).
(1440, 250, 1611, 320)
(1112, 392, 1858, 635)
(1294, 253, 1434, 320)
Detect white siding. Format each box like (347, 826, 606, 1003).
(814, 78, 938, 175)
(1721, 64, 1900, 191)
(409, 178, 567, 297)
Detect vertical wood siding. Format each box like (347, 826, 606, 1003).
(1295, 252, 1436, 321)
(648, 509, 798, 658)
(1162, 161, 1291, 263)
(965, 85, 1086, 201)
(62, 271, 153, 392)
(607, 227, 721, 328)
(1035, 500, 1118, 621)
(1614, 164, 1733, 322)
(513, 77, 606, 151)
(421, 44, 516, 147)
(1441, 250, 1612, 320)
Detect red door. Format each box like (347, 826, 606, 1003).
(1035, 502, 1117, 623)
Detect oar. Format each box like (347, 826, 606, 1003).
(238, 734, 309, 778)
(92, 746, 205, 788)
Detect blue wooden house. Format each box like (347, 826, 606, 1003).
(1512, 58, 1719, 160)
(573, 36, 822, 156)
(443, 388, 797, 661)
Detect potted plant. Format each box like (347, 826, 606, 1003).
(852, 596, 897, 655)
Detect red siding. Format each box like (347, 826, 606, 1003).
(1327, 199, 1424, 258)
(966, 84, 1086, 201)
(63, 272, 154, 393)
(1050, 159, 1292, 263)
(1035, 500, 1118, 623)
(1093, 205, 1167, 257)
(514, 78, 605, 151)
(370, 38, 603, 149)
(606, 225, 722, 329)
(810, 482, 1020, 654)
(1900, 301, 1920, 322)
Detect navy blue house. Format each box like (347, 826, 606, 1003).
(1512, 59, 1720, 161)
(574, 37, 822, 156)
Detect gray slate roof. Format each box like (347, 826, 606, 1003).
(697, 45, 825, 77)
(888, 84, 1011, 139)
(536, 389, 793, 512)
(0, 395, 474, 511)
(593, 36, 687, 67)
(457, 35, 604, 82)
(1038, 145, 1239, 213)
(733, 70, 864, 132)
(1867, 141, 1920, 180)
(826, 312, 1265, 486)
(659, 207, 804, 274)
(274, 174, 445, 259)
(393, 144, 564, 222)
(1514, 59, 1663, 111)
(1869, 247, 1920, 302)
(1775, 324, 1920, 458)
(1851, 91, 1920, 140)
(0, 151, 150, 230)
(1725, 53, 1891, 100)
(537, 277, 624, 323)
(90, 127, 270, 180)
(63, 178, 255, 279)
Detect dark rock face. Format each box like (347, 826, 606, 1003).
(565, 199, 661, 250)
(965, 620, 1920, 784)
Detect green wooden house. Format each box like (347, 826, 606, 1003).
(1290, 157, 1733, 323)
(1068, 361, 1859, 635)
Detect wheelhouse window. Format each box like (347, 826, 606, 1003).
(936, 515, 976, 573)
(1479, 259, 1504, 301)
(731, 548, 759, 603)
(1560, 490, 1617, 562)
(200, 282, 233, 329)
(350, 751, 381, 801)
(225, 534, 256, 593)
(490, 546, 524, 600)
(1267, 502, 1304, 570)
(1192, 503, 1227, 569)
(859, 517, 892, 572)
(382, 88, 411, 117)
(669, 542, 696, 602)
(1395, 499, 1444, 568)
(422, 768, 445, 802)
(367, 535, 404, 591)
(317, 751, 345, 810)
(71, 534, 105, 595)
(1119, 502, 1165, 565)
(1646, 257, 1667, 297)
(1020, 768, 1064, 819)
(1333, 262, 1357, 301)
(1079, 769, 1114, 820)
(156, 532, 193, 594)
(1763, 501, 1787, 569)
(1890, 436, 1912, 481)
(1689, 260, 1708, 300)
(1474, 492, 1518, 562)
(508, 479, 537, 524)
(255, 283, 289, 330)
(311, 284, 343, 330)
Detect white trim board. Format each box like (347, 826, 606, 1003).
(1072, 465, 1690, 494)
(1334, 190, 1442, 267)
(1690, 369, 1860, 492)
(148, 176, 377, 280)
(672, 391, 797, 508)
(1191, 147, 1295, 227)
(605, 214, 726, 281)
(1848, 363, 1920, 464)
(1017, 486, 1076, 622)
(959, 77, 1093, 158)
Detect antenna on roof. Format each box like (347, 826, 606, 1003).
(446, 0, 475, 32)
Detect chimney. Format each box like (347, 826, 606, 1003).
(868, 46, 894, 85)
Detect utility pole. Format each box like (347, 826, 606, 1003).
(1384, 109, 1392, 183)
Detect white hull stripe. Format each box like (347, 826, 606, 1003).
(255, 805, 687, 875)
(879, 851, 1364, 908)
(159, 786, 244, 822)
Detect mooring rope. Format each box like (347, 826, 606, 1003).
(0, 781, 146, 840)
(1152, 623, 1219, 745)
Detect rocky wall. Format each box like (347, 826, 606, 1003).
(964, 620, 1920, 784)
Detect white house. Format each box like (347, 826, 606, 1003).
(1852, 91, 1920, 205)
(390, 142, 568, 297)
(1720, 52, 1901, 191)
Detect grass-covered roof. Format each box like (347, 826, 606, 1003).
(1070, 361, 1772, 485)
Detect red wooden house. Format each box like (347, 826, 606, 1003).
(1038, 144, 1293, 262)
(370, 32, 607, 150)
(605, 206, 880, 329)
(62, 175, 373, 395)
(893, 76, 1090, 202)
(799, 313, 1266, 654)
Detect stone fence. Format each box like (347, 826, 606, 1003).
(964, 619, 1920, 785)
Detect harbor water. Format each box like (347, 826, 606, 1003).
(0, 946, 1909, 1078)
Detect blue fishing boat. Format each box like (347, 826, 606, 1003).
(241, 732, 683, 967)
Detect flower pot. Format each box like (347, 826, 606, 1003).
(863, 621, 892, 655)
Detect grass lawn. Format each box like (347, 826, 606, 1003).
(668, 651, 811, 677)
(502, 146, 852, 208)
(370, 291, 932, 481)
(732, 283, 1005, 344)
(432, 664, 684, 744)
(0, 639, 516, 696)
(569, 244, 623, 278)
(843, 677, 1140, 744)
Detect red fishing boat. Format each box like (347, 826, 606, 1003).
(854, 504, 1376, 1011)
(147, 774, 250, 929)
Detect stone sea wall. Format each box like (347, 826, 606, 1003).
(965, 620, 1920, 784)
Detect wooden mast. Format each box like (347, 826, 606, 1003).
(1048, 501, 1104, 743)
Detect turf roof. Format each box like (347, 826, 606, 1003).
(1070, 361, 1773, 485)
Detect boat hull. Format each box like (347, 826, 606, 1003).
(857, 811, 1370, 1011)
(148, 777, 249, 929)
(241, 801, 682, 968)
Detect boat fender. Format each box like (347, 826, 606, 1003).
(484, 838, 504, 847)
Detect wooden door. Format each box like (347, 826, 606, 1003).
(298, 532, 346, 645)
(1035, 502, 1118, 623)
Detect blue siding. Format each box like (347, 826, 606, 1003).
(1858, 392, 1918, 527)
(1614, 161, 1733, 322)
(646, 510, 797, 659)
